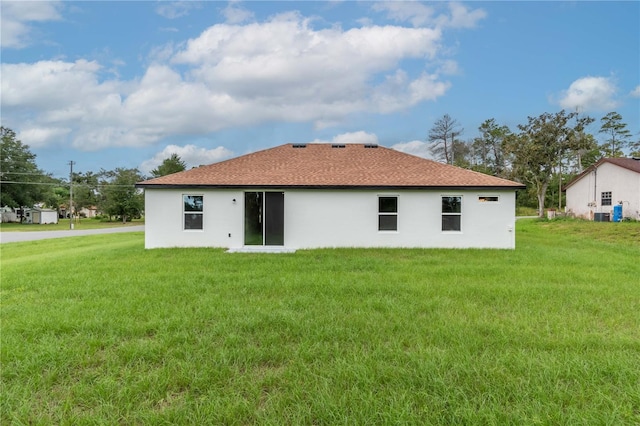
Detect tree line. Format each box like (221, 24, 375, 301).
(0, 127, 186, 222)
(1, 110, 637, 220)
(427, 111, 638, 216)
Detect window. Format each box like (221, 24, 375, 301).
(442, 196, 462, 231)
(601, 191, 612, 206)
(478, 196, 499, 202)
(183, 195, 203, 230)
(378, 196, 398, 231)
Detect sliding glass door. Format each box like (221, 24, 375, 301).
(244, 192, 284, 245)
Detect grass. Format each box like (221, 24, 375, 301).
(515, 206, 538, 216)
(0, 218, 143, 232)
(1, 219, 639, 424)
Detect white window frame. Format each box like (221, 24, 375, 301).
(442, 195, 462, 232)
(378, 195, 398, 232)
(601, 191, 612, 206)
(183, 194, 204, 231)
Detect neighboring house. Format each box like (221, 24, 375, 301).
(23, 208, 59, 224)
(136, 143, 525, 251)
(79, 206, 98, 218)
(1, 206, 17, 223)
(564, 158, 640, 221)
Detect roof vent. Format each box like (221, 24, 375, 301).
(292, 144, 307, 148)
(331, 144, 346, 148)
(364, 143, 378, 148)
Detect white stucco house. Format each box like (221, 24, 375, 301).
(136, 144, 525, 251)
(564, 157, 640, 221)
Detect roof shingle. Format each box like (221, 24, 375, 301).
(137, 143, 525, 189)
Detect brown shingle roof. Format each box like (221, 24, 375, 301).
(137, 143, 525, 189)
(602, 157, 640, 174)
(564, 157, 640, 190)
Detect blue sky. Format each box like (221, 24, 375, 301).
(2, 1, 638, 179)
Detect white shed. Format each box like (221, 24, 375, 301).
(564, 158, 640, 221)
(136, 144, 525, 250)
(24, 208, 59, 224)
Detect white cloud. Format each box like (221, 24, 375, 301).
(140, 144, 235, 174)
(2, 9, 479, 151)
(304, 131, 380, 145)
(170, 14, 446, 124)
(437, 59, 460, 75)
(630, 85, 640, 98)
(222, 1, 254, 24)
(156, 2, 201, 19)
(373, 1, 486, 29)
(1, 1, 63, 48)
(372, 1, 435, 27)
(445, 2, 487, 29)
(17, 127, 71, 148)
(556, 76, 619, 112)
(391, 140, 434, 159)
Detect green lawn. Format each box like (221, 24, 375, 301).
(1, 219, 639, 424)
(0, 218, 143, 232)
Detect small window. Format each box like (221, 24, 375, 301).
(183, 195, 203, 230)
(378, 196, 398, 231)
(478, 196, 499, 202)
(442, 196, 462, 231)
(601, 191, 612, 206)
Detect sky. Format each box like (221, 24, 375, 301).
(1, 0, 639, 180)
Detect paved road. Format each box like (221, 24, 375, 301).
(0, 225, 145, 244)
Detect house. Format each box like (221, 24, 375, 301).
(23, 208, 59, 224)
(564, 158, 640, 221)
(136, 143, 525, 251)
(79, 206, 99, 218)
(1, 206, 18, 223)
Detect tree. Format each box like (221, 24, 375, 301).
(599, 112, 631, 157)
(628, 132, 640, 158)
(98, 168, 144, 223)
(44, 183, 69, 214)
(571, 133, 601, 172)
(470, 119, 511, 177)
(506, 110, 593, 217)
(428, 114, 463, 165)
(0, 127, 50, 208)
(72, 171, 100, 215)
(151, 154, 186, 178)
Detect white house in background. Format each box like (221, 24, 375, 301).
(564, 158, 640, 221)
(1, 206, 18, 223)
(136, 144, 525, 251)
(24, 208, 59, 224)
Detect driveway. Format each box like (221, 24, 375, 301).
(0, 225, 145, 244)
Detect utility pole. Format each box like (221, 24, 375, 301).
(69, 161, 75, 229)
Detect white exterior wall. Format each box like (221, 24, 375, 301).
(39, 210, 58, 224)
(144, 189, 244, 249)
(566, 163, 640, 220)
(23, 209, 58, 224)
(144, 188, 517, 249)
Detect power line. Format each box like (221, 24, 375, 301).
(0, 181, 139, 188)
(0, 181, 62, 186)
(0, 171, 51, 176)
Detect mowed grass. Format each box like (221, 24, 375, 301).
(1, 220, 639, 424)
(0, 218, 143, 232)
